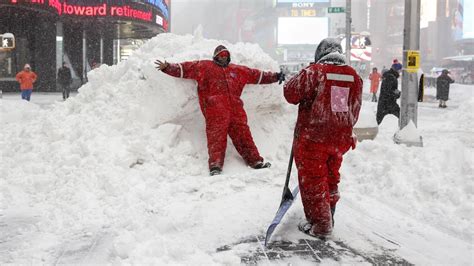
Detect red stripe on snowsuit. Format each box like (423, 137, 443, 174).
(163, 60, 278, 169)
(284, 63, 362, 235)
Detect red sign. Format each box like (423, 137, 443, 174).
(7, 0, 161, 24)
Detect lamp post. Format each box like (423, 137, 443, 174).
(345, 0, 351, 64)
(395, 0, 423, 147)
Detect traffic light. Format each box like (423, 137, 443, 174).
(0, 33, 15, 49)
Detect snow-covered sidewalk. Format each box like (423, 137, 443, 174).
(1, 33, 472, 265)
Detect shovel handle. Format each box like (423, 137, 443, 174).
(281, 148, 294, 203)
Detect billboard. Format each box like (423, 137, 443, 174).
(277, 0, 329, 3)
(453, 0, 464, 40)
(278, 17, 328, 45)
(0, 0, 170, 29)
(463, 0, 473, 39)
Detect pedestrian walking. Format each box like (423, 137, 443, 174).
(376, 61, 402, 124)
(369, 67, 381, 102)
(57, 62, 73, 100)
(436, 69, 454, 108)
(15, 64, 37, 101)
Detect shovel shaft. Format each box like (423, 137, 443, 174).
(281, 148, 294, 202)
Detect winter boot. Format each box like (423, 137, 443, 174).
(252, 161, 271, 169)
(210, 167, 222, 176)
(298, 221, 330, 240)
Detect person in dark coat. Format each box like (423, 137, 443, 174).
(376, 62, 402, 124)
(418, 73, 424, 102)
(58, 62, 73, 100)
(436, 69, 454, 108)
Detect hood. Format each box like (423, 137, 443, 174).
(314, 38, 346, 65)
(385, 67, 400, 78)
(391, 62, 402, 71)
(213, 45, 231, 67)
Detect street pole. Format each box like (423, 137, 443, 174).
(345, 0, 351, 64)
(396, 0, 423, 146)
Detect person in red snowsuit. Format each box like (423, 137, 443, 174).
(284, 38, 362, 238)
(155, 45, 284, 175)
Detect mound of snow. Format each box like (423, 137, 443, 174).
(354, 103, 378, 128)
(1, 33, 293, 264)
(394, 120, 422, 143)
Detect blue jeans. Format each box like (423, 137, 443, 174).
(21, 89, 32, 101)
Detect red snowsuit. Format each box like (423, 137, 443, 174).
(284, 63, 362, 235)
(162, 52, 278, 170)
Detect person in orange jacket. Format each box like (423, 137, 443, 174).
(16, 64, 37, 101)
(368, 67, 381, 102)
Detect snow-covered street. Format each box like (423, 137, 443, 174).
(1, 33, 473, 265)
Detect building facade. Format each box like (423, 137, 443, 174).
(0, 0, 170, 92)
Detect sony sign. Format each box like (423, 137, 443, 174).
(292, 3, 315, 8)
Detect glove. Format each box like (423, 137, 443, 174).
(154, 60, 169, 71)
(276, 71, 286, 85)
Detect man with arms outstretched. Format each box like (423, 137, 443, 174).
(155, 45, 284, 176)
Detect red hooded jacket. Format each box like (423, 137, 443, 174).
(163, 60, 278, 116)
(284, 63, 362, 147)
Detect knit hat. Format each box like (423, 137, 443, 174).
(391, 62, 402, 71)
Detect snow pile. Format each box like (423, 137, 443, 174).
(343, 90, 474, 241)
(1, 33, 292, 264)
(394, 120, 422, 143)
(354, 103, 378, 128)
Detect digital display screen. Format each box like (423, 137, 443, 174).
(277, 0, 329, 3)
(463, 0, 474, 39)
(278, 17, 328, 45)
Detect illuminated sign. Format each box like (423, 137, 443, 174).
(464, 0, 473, 39)
(292, 3, 315, 8)
(277, 0, 329, 3)
(1, 0, 168, 27)
(155, 15, 163, 26)
(290, 9, 316, 17)
(278, 17, 328, 45)
(0, 33, 15, 49)
(60, 3, 152, 21)
(277, 0, 330, 9)
(143, 0, 169, 19)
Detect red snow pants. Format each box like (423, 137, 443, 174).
(294, 137, 351, 235)
(204, 99, 263, 170)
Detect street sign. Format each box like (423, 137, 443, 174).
(328, 7, 345, 13)
(406, 50, 420, 73)
(0, 33, 15, 49)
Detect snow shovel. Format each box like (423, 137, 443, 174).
(264, 147, 300, 247)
